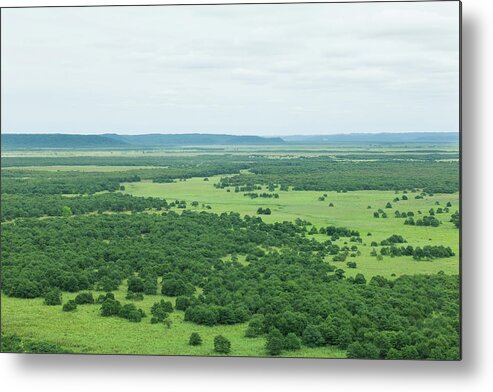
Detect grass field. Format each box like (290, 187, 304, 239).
(1, 150, 460, 357)
(123, 176, 460, 278)
(1, 281, 346, 358)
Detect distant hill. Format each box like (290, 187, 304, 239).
(1, 134, 130, 149)
(283, 132, 459, 144)
(1, 132, 459, 150)
(103, 133, 285, 146)
(1, 133, 286, 149)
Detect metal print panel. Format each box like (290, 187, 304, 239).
(0, 1, 461, 360)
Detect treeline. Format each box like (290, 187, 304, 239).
(1, 154, 254, 168)
(151, 163, 248, 183)
(217, 159, 459, 193)
(1, 193, 169, 221)
(376, 245, 455, 260)
(1, 173, 140, 195)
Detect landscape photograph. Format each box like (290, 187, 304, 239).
(0, 1, 460, 359)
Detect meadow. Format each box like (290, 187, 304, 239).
(1, 144, 460, 359)
(123, 177, 459, 278)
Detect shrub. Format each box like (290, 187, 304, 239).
(125, 292, 144, 301)
(175, 296, 191, 311)
(266, 329, 284, 356)
(189, 332, 202, 346)
(302, 325, 324, 347)
(74, 292, 94, 304)
(245, 314, 265, 338)
(127, 276, 144, 293)
(100, 298, 121, 317)
(62, 300, 77, 312)
(151, 300, 174, 322)
(284, 333, 301, 351)
(213, 335, 231, 354)
(44, 288, 62, 306)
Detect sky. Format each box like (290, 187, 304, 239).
(1, 2, 460, 135)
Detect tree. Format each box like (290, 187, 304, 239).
(127, 276, 144, 293)
(119, 303, 144, 322)
(308, 226, 318, 235)
(302, 325, 324, 347)
(175, 296, 191, 311)
(347, 341, 366, 358)
(62, 300, 77, 312)
(189, 332, 202, 346)
(75, 292, 94, 304)
(386, 202, 392, 208)
(62, 206, 72, 217)
(245, 314, 265, 338)
(44, 288, 62, 306)
(143, 279, 157, 295)
(213, 335, 231, 354)
(161, 275, 191, 296)
(266, 329, 284, 356)
(151, 300, 174, 322)
(284, 333, 301, 351)
(100, 298, 121, 317)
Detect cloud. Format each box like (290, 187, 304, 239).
(1, 2, 459, 135)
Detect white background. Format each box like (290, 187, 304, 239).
(0, 0, 491, 391)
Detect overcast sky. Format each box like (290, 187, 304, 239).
(1, 2, 459, 135)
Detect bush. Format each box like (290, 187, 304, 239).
(161, 275, 192, 297)
(284, 333, 301, 351)
(266, 329, 284, 356)
(100, 298, 121, 317)
(175, 296, 191, 311)
(96, 292, 114, 303)
(151, 300, 173, 322)
(189, 332, 202, 346)
(127, 276, 144, 293)
(245, 314, 265, 338)
(353, 273, 367, 285)
(302, 325, 324, 347)
(62, 300, 77, 312)
(74, 292, 94, 304)
(44, 288, 62, 306)
(213, 335, 231, 354)
(125, 292, 144, 300)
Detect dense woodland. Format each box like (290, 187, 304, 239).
(2, 210, 459, 359)
(1, 152, 460, 359)
(217, 160, 459, 193)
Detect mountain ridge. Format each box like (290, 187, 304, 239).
(1, 132, 459, 149)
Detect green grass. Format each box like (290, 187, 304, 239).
(1, 283, 345, 358)
(123, 176, 459, 278)
(1, 153, 460, 357)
